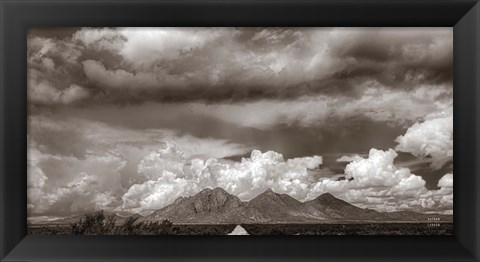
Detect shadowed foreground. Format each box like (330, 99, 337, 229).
(28, 211, 452, 235)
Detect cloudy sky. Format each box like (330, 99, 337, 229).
(27, 27, 453, 219)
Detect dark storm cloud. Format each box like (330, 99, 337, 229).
(51, 102, 407, 160)
(29, 27, 81, 39)
(28, 117, 90, 159)
(27, 27, 452, 106)
(329, 30, 453, 89)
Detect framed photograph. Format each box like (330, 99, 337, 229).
(1, 0, 479, 261)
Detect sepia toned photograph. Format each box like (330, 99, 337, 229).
(27, 27, 453, 235)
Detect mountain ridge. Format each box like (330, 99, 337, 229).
(140, 187, 453, 224)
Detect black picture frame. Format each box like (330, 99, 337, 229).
(1, 0, 479, 261)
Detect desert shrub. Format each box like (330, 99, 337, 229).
(69, 211, 175, 235)
(134, 220, 173, 235)
(117, 216, 139, 235)
(71, 210, 116, 235)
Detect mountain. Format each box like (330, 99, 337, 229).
(139, 188, 452, 224)
(33, 189, 452, 225)
(243, 189, 321, 223)
(303, 193, 389, 221)
(141, 187, 245, 224)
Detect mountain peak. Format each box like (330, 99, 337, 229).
(318, 192, 335, 199)
(250, 188, 281, 202)
(147, 186, 243, 223)
(199, 187, 213, 193)
(250, 188, 302, 208)
(197, 187, 229, 196)
(314, 193, 349, 205)
(311, 192, 350, 207)
(212, 187, 229, 194)
(264, 188, 275, 194)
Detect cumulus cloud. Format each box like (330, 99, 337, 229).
(407, 173, 453, 214)
(395, 107, 453, 169)
(119, 146, 452, 214)
(121, 144, 323, 212)
(121, 171, 195, 212)
(437, 173, 453, 188)
(309, 149, 453, 213)
(313, 149, 425, 196)
(344, 149, 423, 189)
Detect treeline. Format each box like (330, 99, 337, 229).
(70, 211, 174, 235)
(29, 211, 236, 235)
(29, 211, 452, 235)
